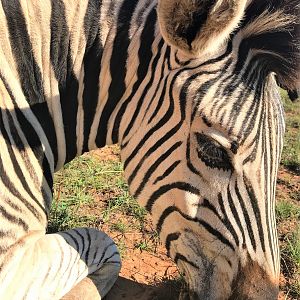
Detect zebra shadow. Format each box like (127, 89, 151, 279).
(105, 276, 181, 300)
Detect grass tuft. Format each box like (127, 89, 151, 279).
(276, 201, 300, 222)
(281, 226, 300, 298)
(134, 240, 152, 252)
(280, 89, 300, 174)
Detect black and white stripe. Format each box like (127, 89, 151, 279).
(0, 0, 298, 299)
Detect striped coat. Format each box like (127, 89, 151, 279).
(0, 0, 299, 299)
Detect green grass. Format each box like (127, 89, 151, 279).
(286, 228, 300, 269)
(134, 240, 152, 252)
(280, 89, 300, 173)
(48, 154, 146, 234)
(281, 226, 300, 298)
(276, 201, 300, 222)
(111, 221, 128, 234)
(102, 191, 147, 224)
(277, 88, 300, 299)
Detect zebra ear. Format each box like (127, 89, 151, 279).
(157, 0, 247, 57)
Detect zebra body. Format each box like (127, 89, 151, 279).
(0, 0, 299, 299)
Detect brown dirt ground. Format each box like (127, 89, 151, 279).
(88, 147, 299, 300)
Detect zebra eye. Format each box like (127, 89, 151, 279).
(195, 133, 232, 171)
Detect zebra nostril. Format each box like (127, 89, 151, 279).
(229, 260, 279, 300)
(179, 288, 199, 300)
(189, 291, 200, 300)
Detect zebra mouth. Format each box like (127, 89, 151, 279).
(179, 289, 199, 300)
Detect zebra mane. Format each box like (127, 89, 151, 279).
(241, 0, 300, 90)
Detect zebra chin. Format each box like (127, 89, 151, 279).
(178, 258, 279, 300)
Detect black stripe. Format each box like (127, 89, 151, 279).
(226, 186, 246, 247)
(133, 141, 182, 198)
(234, 180, 257, 251)
(195, 220, 235, 251)
(126, 122, 183, 187)
(15, 106, 54, 194)
(62, 231, 80, 252)
(227, 65, 263, 139)
(165, 232, 181, 256)
(264, 105, 277, 267)
(242, 116, 263, 165)
(123, 61, 188, 169)
(1, 0, 44, 106)
(142, 40, 167, 120)
(0, 205, 28, 232)
(174, 51, 192, 66)
(96, 0, 139, 146)
(0, 230, 14, 238)
(2, 0, 58, 167)
(82, 0, 103, 152)
(147, 46, 171, 124)
(0, 73, 53, 198)
(120, 40, 166, 150)
(117, 8, 157, 140)
(50, 0, 79, 163)
(123, 71, 173, 169)
(193, 58, 233, 122)
(156, 206, 235, 251)
(73, 229, 85, 254)
(244, 175, 266, 253)
(0, 110, 45, 219)
(214, 195, 240, 247)
(153, 160, 181, 184)
(0, 195, 21, 214)
(156, 206, 178, 234)
(146, 182, 200, 213)
(174, 253, 199, 269)
(200, 40, 233, 68)
(97, 242, 116, 267)
(102, 252, 120, 264)
(84, 228, 92, 262)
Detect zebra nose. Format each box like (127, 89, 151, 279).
(229, 261, 279, 300)
(179, 289, 199, 300)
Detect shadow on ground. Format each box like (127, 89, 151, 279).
(105, 276, 181, 300)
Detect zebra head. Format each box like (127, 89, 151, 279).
(119, 0, 299, 299)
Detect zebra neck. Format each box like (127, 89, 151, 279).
(85, 1, 161, 150)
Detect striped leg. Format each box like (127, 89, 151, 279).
(0, 228, 121, 300)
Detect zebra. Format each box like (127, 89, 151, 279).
(0, 0, 299, 299)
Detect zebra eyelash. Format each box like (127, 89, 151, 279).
(195, 133, 233, 171)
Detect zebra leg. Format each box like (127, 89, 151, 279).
(61, 277, 104, 300)
(0, 228, 121, 300)
(58, 228, 121, 299)
(61, 264, 121, 300)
